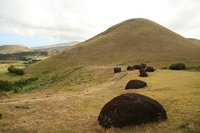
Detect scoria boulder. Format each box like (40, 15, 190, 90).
(98, 93, 167, 128)
(125, 80, 147, 89)
(127, 66, 134, 71)
(114, 67, 121, 73)
(133, 64, 141, 69)
(139, 69, 148, 77)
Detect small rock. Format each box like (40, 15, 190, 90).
(180, 123, 189, 129)
(139, 69, 148, 77)
(140, 63, 146, 69)
(133, 64, 141, 69)
(114, 67, 121, 73)
(15, 105, 30, 109)
(127, 66, 134, 71)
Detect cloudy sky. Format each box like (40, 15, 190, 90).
(0, 0, 200, 47)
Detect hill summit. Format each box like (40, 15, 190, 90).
(0, 45, 31, 54)
(27, 18, 200, 73)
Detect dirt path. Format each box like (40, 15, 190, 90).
(0, 72, 127, 105)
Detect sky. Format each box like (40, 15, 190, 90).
(0, 0, 200, 47)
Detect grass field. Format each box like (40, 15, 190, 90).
(0, 69, 200, 133)
(0, 62, 27, 81)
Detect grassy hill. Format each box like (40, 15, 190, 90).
(32, 41, 80, 54)
(0, 45, 31, 54)
(27, 18, 200, 74)
(188, 38, 200, 47)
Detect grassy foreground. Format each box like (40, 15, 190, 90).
(0, 69, 200, 133)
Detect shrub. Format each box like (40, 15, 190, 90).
(14, 69, 24, 75)
(146, 66, 155, 72)
(169, 63, 186, 70)
(0, 80, 14, 91)
(14, 77, 38, 88)
(7, 65, 15, 72)
(7, 65, 25, 75)
(0, 77, 38, 92)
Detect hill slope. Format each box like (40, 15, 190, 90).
(0, 45, 31, 54)
(188, 38, 200, 47)
(32, 41, 80, 53)
(27, 18, 200, 74)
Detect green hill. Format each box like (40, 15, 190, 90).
(0, 45, 31, 54)
(27, 18, 200, 74)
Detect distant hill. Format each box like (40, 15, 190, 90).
(188, 38, 200, 47)
(0, 45, 31, 54)
(32, 41, 80, 53)
(27, 18, 200, 74)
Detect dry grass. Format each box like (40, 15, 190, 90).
(188, 38, 200, 47)
(0, 69, 200, 133)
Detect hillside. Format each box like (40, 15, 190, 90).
(0, 45, 31, 54)
(27, 18, 200, 74)
(32, 41, 80, 53)
(188, 38, 200, 47)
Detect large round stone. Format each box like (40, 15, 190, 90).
(125, 80, 147, 89)
(98, 93, 167, 128)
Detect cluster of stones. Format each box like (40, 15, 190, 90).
(98, 63, 167, 129)
(113, 63, 155, 77)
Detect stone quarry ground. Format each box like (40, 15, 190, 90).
(0, 67, 200, 133)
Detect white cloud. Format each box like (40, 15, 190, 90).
(0, 0, 200, 46)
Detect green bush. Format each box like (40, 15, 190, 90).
(146, 66, 155, 72)
(169, 63, 186, 70)
(7, 65, 25, 75)
(0, 80, 14, 91)
(0, 77, 38, 92)
(13, 69, 24, 75)
(7, 65, 15, 72)
(14, 77, 38, 88)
